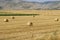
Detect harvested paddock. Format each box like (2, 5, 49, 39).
(0, 10, 60, 40)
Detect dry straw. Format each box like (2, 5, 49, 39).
(4, 19, 9, 22)
(27, 22, 33, 26)
(11, 16, 15, 19)
(54, 18, 59, 21)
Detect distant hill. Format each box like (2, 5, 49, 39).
(0, 0, 60, 10)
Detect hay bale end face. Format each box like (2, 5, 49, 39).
(11, 16, 15, 19)
(4, 19, 9, 22)
(27, 22, 33, 26)
(54, 18, 59, 21)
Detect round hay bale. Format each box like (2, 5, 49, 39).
(54, 18, 59, 21)
(11, 16, 15, 19)
(4, 19, 9, 22)
(27, 22, 33, 26)
(33, 15, 35, 17)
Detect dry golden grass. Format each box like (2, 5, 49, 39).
(0, 10, 60, 40)
(0, 10, 60, 14)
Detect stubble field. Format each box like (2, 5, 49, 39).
(0, 10, 60, 40)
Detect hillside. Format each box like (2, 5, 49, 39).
(0, 0, 60, 10)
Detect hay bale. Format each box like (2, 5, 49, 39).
(33, 15, 35, 17)
(11, 16, 15, 19)
(27, 22, 33, 26)
(54, 18, 59, 21)
(4, 19, 9, 22)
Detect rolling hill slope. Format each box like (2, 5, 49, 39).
(0, 0, 60, 10)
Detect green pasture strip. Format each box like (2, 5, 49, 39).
(0, 13, 39, 16)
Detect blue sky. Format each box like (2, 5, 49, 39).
(25, 0, 60, 2)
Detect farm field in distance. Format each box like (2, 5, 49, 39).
(0, 10, 60, 40)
